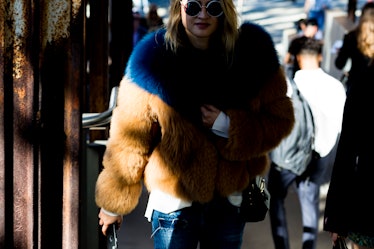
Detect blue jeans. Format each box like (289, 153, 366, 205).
(268, 160, 321, 249)
(308, 10, 325, 31)
(150, 196, 246, 249)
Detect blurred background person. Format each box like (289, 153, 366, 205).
(132, 10, 148, 47)
(146, 3, 164, 32)
(323, 46, 374, 249)
(334, 1, 374, 94)
(295, 18, 308, 35)
(294, 18, 323, 39)
(269, 37, 346, 249)
(304, 0, 331, 32)
(324, 3, 374, 248)
(284, 18, 323, 79)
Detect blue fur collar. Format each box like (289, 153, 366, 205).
(123, 22, 280, 110)
(124, 29, 172, 104)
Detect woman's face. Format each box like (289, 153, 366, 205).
(180, 0, 222, 49)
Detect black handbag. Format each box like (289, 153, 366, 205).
(240, 176, 271, 222)
(333, 236, 348, 249)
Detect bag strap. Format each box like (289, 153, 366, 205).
(288, 77, 316, 150)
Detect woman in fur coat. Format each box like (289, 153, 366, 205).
(96, 0, 294, 248)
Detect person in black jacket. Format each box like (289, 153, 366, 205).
(334, 2, 374, 94)
(323, 59, 374, 249)
(323, 5, 374, 248)
(283, 18, 323, 79)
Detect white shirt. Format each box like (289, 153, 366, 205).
(294, 68, 346, 157)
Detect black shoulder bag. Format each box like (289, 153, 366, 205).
(240, 176, 271, 222)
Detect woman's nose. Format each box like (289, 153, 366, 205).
(197, 6, 209, 18)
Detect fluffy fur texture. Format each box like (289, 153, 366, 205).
(95, 22, 295, 215)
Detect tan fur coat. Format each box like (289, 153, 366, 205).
(95, 23, 295, 215)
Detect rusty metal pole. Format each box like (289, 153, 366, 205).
(38, 1, 85, 248)
(62, 2, 86, 248)
(86, 0, 109, 143)
(0, 2, 7, 248)
(1, 1, 37, 248)
(0, 0, 85, 248)
(0, 2, 4, 246)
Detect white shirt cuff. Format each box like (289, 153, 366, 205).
(211, 112, 230, 138)
(101, 208, 120, 217)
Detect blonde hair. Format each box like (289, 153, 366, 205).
(357, 2, 374, 58)
(164, 0, 239, 58)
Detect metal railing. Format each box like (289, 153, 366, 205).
(82, 86, 119, 129)
(81, 87, 119, 249)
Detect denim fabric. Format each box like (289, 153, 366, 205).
(268, 164, 320, 249)
(150, 196, 246, 249)
(308, 10, 325, 31)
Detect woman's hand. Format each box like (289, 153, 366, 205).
(331, 232, 339, 246)
(201, 104, 220, 128)
(98, 208, 123, 236)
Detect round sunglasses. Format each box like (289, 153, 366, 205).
(181, 0, 223, 17)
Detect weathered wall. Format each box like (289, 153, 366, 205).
(0, 0, 134, 247)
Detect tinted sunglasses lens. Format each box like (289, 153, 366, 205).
(207, 1, 222, 17)
(185, 1, 201, 16)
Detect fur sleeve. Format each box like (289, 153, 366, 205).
(211, 23, 295, 161)
(95, 78, 157, 215)
(217, 67, 295, 161)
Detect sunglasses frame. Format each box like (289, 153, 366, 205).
(181, 0, 223, 17)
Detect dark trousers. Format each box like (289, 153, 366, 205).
(268, 164, 319, 249)
(267, 138, 339, 249)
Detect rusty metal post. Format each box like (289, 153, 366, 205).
(62, 2, 86, 248)
(0, 2, 6, 249)
(38, 1, 85, 248)
(0, 0, 85, 248)
(1, 1, 37, 248)
(85, 0, 109, 142)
